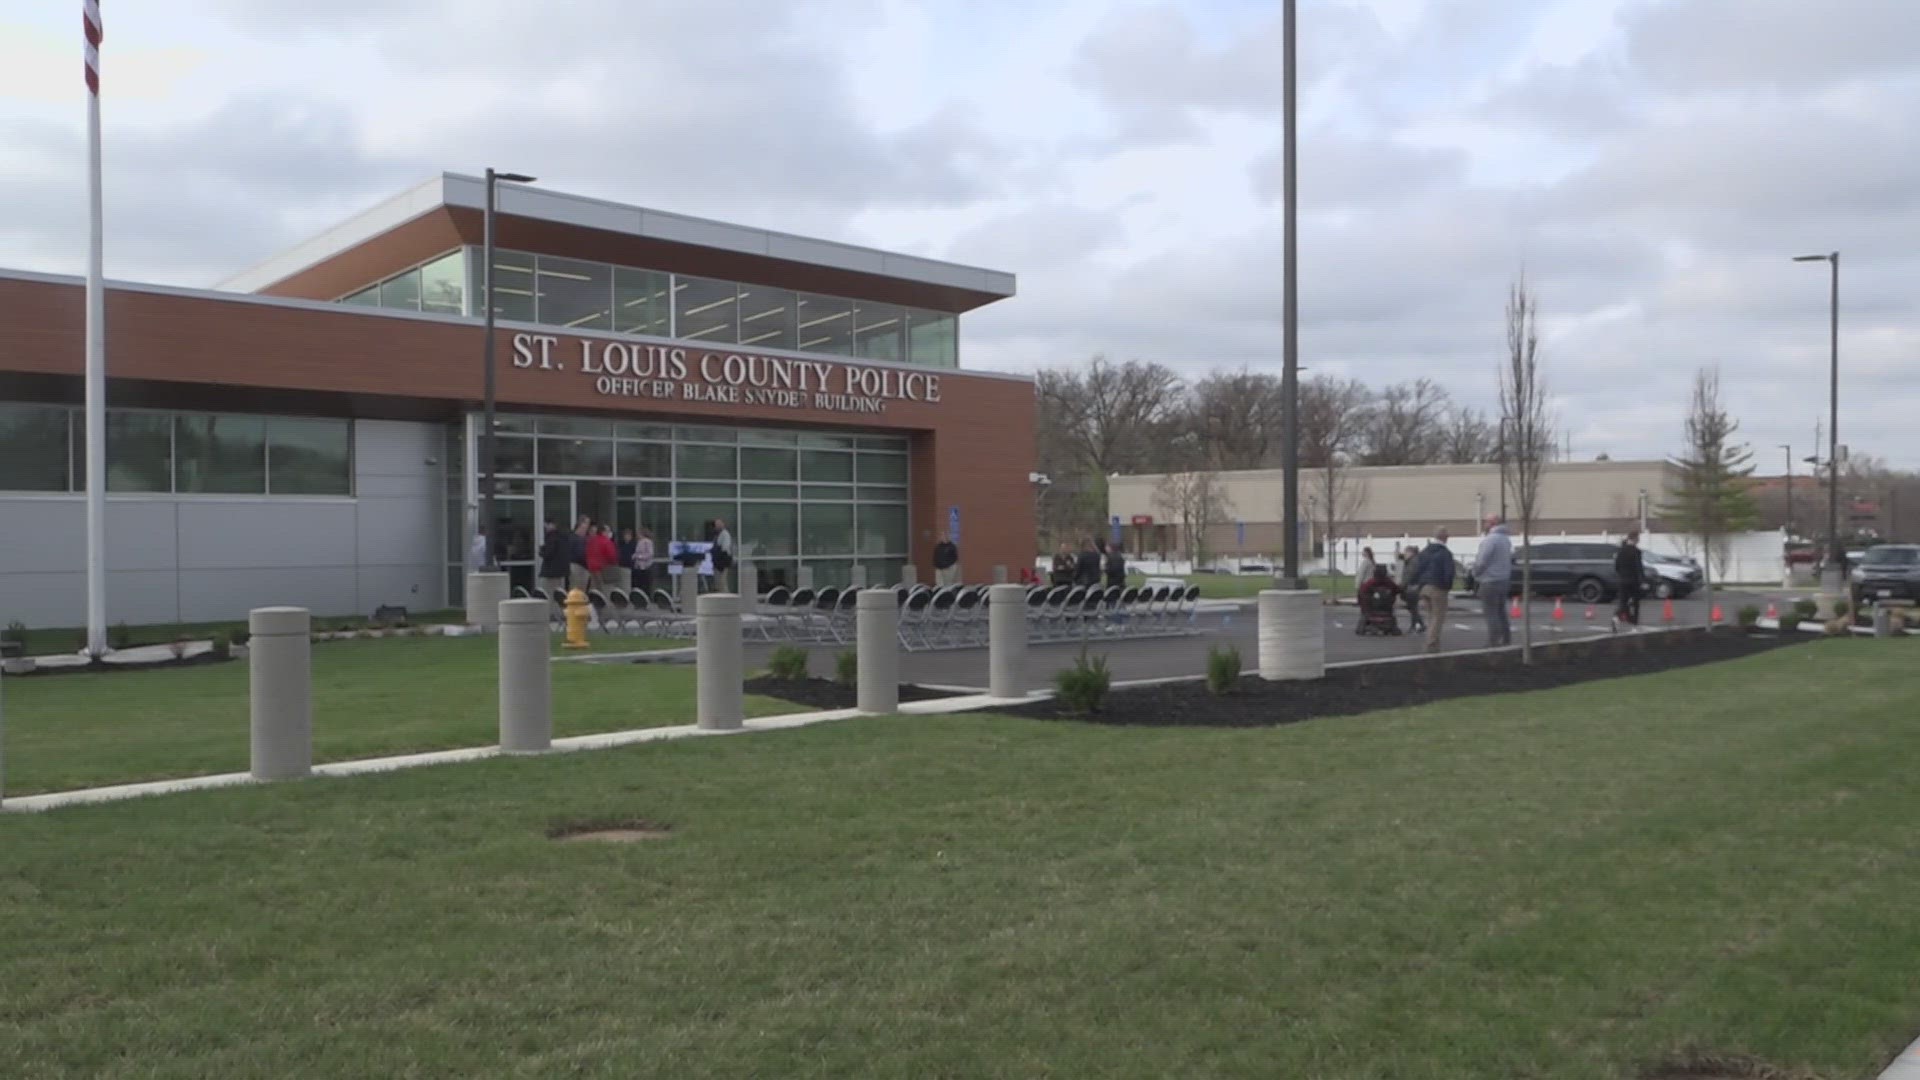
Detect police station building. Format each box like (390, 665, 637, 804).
(0, 173, 1036, 626)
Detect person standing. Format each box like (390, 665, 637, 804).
(1409, 528, 1457, 653)
(1074, 538, 1103, 587)
(1472, 515, 1514, 648)
(1613, 531, 1645, 631)
(1356, 546, 1377, 596)
(709, 518, 735, 592)
(1050, 544, 1076, 588)
(633, 526, 656, 596)
(585, 523, 617, 592)
(1397, 545, 1425, 633)
(568, 518, 591, 592)
(1104, 542, 1127, 588)
(932, 532, 961, 587)
(537, 520, 570, 597)
(612, 527, 637, 594)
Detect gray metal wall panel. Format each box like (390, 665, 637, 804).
(176, 501, 358, 570)
(0, 570, 177, 628)
(354, 419, 443, 478)
(357, 497, 439, 568)
(178, 567, 359, 622)
(354, 473, 437, 499)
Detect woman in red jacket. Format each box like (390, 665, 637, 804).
(585, 523, 619, 591)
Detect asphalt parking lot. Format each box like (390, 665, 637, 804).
(732, 590, 1770, 692)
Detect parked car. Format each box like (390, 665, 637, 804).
(1642, 551, 1703, 599)
(1850, 544, 1920, 607)
(1464, 541, 1663, 603)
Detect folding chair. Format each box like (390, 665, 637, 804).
(899, 587, 935, 649)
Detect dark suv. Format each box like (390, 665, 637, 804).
(1465, 541, 1662, 603)
(1850, 545, 1920, 607)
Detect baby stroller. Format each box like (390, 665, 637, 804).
(1356, 579, 1402, 636)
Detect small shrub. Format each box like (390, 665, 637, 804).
(1, 620, 25, 646)
(834, 649, 858, 688)
(767, 645, 810, 681)
(1736, 604, 1760, 629)
(211, 632, 232, 660)
(1833, 598, 1852, 619)
(109, 621, 133, 650)
(1053, 648, 1111, 715)
(168, 638, 189, 659)
(1776, 613, 1800, 634)
(1792, 598, 1819, 623)
(230, 625, 250, 647)
(1205, 645, 1241, 695)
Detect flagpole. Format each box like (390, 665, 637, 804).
(84, 0, 107, 657)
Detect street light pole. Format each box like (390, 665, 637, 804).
(481, 168, 536, 571)
(1793, 251, 1840, 573)
(1279, 0, 1302, 588)
(1779, 444, 1793, 539)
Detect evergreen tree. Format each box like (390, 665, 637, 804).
(1661, 368, 1758, 616)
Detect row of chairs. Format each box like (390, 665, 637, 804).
(1023, 583, 1203, 644)
(513, 585, 694, 637)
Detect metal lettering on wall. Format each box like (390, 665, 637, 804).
(511, 332, 942, 416)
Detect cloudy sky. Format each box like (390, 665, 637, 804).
(4, 0, 1916, 467)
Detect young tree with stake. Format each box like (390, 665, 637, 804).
(1660, 368, 1758, 625)
(1499, 277, 1554, 663)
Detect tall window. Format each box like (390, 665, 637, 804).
(674, 276, 739, 343)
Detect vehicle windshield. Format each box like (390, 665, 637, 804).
(1861, 548, 1920, 567)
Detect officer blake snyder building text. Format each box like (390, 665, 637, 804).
(512, 332, 942, 415)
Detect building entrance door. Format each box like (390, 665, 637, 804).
(539, 481, 576, 533)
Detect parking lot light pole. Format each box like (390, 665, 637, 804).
(1779, 444, 1793, 539)
(1279, 0, 1304, 589)
(1793, 252, 1840, 575)
(481, 169, 537, 570)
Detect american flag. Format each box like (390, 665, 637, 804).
(84, 0, 102, 94)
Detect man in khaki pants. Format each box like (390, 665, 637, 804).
(1408, 527, 1457, 653)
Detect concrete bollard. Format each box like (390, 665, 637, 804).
(1873, 605, 1894, 638)
(900, 564, 918, 588)
(498, 597, 552, 753)
(857, 588, 900, 714)
(737, 560, 758, 603)
(850, 564, 868, 589)
(993, 564, 1009, 584)
(797, 565, 815, 590)
(988, 583, 1027, 700)
(696, 593, 744, 730)
(466, 570, 509, 630)
(678, 566, 700, 614)
(249, 606, 312, 780)
(1258, 589, 1325, 681)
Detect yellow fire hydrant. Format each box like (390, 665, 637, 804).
(562, 588, 592, 650)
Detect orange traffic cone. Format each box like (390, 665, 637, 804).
(1662, 598, 1676, 623)
(1509, 597, 1522, 619)
(1710, 603, 1724, 625)
(1766, 601, 1779, 619)
(1552, 598, 1565, 621)
(1584, 605, 1596, 621)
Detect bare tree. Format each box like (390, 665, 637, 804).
(1182, 368, 1287, 470)
(1356, 378, 1451, 465)
(1312, 456, 1369, 575)
(1153, 471, 1235, 569)
(1660, 368, 1757, 622)
(1500, 277, 1553, 662)
(1296, 375, 1372, 469)
(1439, 406, 1499, 464)
(1035, 357, 1184, 547)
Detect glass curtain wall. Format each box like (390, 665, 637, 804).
(0, 404, 352, 497)
(467, 413, 911, 594)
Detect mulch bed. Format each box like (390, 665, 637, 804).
(1002, 629, 1804, 728)
(744, 676, 958, 711)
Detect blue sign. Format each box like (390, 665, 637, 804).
(1236, 520, 1245, 547)
(948, 505, 961, 546)
(1110, 514, 1122, 547)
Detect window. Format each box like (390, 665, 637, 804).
(857, 505, 908, 555)
(536, 255, 613, 331)
(176, 414, 268, 493)
(264, 417, 351, 491)
(801, 449, 853, 483)
(802, 503, 855, 555)
(854, 302, 904, 362)
(674, 276, 739, 343)
(614, 267, 671, 337)
(908, 311, 957, 367)
(487, 250, 536, 322)
(93, 412, 172, 492)
(536, 437, 612, 476)
(676, 444, 737, 480)
(0, 405, 70, 491)
(537, 417, 614, 438)
(796, 294, 854, 355)
(341, 287, 379, 307)
(494, 436, 536, 475)
(379, 268, 422, 311)
(855, 451, 908, 485)
(741, 447, 797, 481)
(615, 442, 670, 478)
(737, 285, 797, 350)
(738, 502, 798, 558)
(419, 251, 466, 315)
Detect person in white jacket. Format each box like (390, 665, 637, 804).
(467, 526, 490, 572)
(1472, 516, 1514, 647)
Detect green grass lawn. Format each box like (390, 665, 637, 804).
(3, 634, 786, 796)
(5, 639, 1919, 1078)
